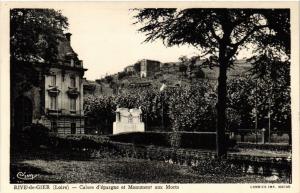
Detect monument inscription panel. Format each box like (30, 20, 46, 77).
(113, 107, 145, 134)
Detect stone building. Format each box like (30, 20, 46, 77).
(11, 33, 87, 134)
(140, 59, 161, 78)
(124, 65, 135, 73)
(83, 79, 115, 97)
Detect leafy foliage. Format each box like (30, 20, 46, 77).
(227, 73, 291, 134)
(11, 9, 69, 92)
(22, 123, 50, 147)
(133, 8, 290, 155)
(84, 82, 217, 132)
(11, 9, 68, 63)
(167, 82, 217, 131)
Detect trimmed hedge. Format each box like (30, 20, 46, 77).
(109, 131, 236, 150)
(45, 133, 291, 180)
(109, 132, 170, 147)
(48, 134, 110, 149)
(47, 132, 236, 152)
(12, 124, 50, 150)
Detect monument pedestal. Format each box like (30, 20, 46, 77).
(113, 122, 145, 134)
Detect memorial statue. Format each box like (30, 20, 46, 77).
(113, 107, 145, 134)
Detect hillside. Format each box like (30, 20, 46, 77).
(84, 59, 252, 96)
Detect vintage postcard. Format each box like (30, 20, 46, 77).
(0, 1, 299, 193)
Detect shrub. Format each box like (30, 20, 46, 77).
(22, 123, 50, 147)
(49, 134, 110, 149)
(169, 132, 181, 148)
(192, 158, 244, 177)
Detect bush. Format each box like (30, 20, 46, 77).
(22, 123, 50, 147)
(192, 158, 244, 177)
(169, 132, 181, 148)
(48, 134, 110, 149)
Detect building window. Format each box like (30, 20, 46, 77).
(70, 98, 76, 112)
(70, 76, 76, 88)
(70, 59, 74, 67)
(51, 121, 57, 132)
(50, 96, 57, 110)
(49, 75, 56, 86)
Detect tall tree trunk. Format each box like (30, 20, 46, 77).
(216, 42, 228, 157)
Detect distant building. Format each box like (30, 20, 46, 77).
(83, 79, 97, 95)
(140, 59, 161, 78)
(124, 65, 135, 73)
(11, 33, 87, 134)
(83, 79, 114, 96)
(129, 81, 152, 88)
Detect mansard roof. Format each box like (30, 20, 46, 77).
(57, 33, 79, 61)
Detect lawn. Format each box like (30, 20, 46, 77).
(10, 149, 288, 184)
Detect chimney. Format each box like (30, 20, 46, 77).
(65, 33, 72, 42)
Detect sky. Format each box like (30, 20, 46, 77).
(61, 7, 200, 81)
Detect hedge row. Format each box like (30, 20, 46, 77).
(47, 132, 237, 154)
(109, 132, 236, 150)
(47, 134, 290, 179)
(47, 134, 218, 161)
(48, 134, 111, 149)
(236, 142, 291, 152)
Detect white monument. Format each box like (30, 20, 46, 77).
(113, 107, 145, 134)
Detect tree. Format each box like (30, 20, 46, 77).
(178, 63, 187, 76)
(105, 75, 114, 84)
(249, 54, 291, 143)
(118, 71, 127, 80)
(227, 77, 255, 132)
(133, 8, 290, 156)
(11, 9, 68, 92)
(178, 56, 188, 76)
(167, 82, 217, 132)
(194, 67, 205, 79)
(227, 73, 291, 144)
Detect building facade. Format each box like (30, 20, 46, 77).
(140, 59, 161, 78)
(11, 33, 87, 134)
(124, 65, 135, 73)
